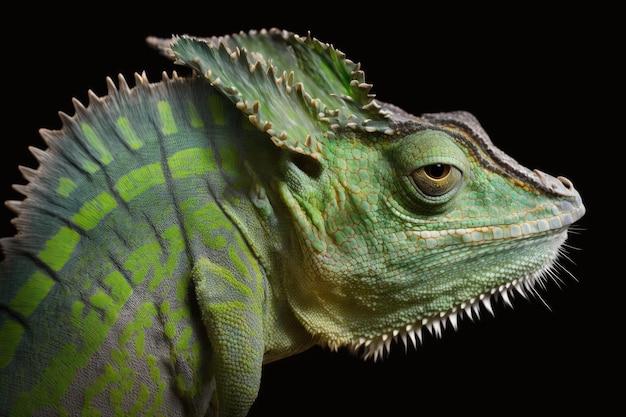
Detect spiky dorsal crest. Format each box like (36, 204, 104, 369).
(0, 71, 219, 255)
(148, 28, 396, 159)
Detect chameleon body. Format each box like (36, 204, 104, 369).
(0, 28, 585, 416)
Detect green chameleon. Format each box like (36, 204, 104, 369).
(0, 28, 585, 416)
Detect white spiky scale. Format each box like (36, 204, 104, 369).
(340, 257, 568, 361)
(28, 146, 48, 164)
(11, 184, 28, 197)
(18, 166, 38, 183)
(5, 200, 22, 214)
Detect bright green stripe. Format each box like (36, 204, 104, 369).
(176, 270, 191, 303)
(133, 315, 148, 356)
(117, 117, 144, 149)
(164, 321, 176, 339)
(146, 354, 165, 411)
(104, 271, 133, 304)
(187, 101, 204, 128)
(81, 122, 113, 165)
(147, 226, 185, 292)
(158, 101, 178, 135)
(241, 233, 266, 308)
(13, 269, 133, 415)
(209, 300, 248, 316)
(233, 235, 264, 316)
(56, 177, 77, 197)
(168, 147, 215, 179)
(72, 192, 117, 230)
(82, 160, 100, 174)
(118, 302, 156, 356)
(38, 227, 80, 271)
(0, 321, 24, 369)
(83, 363, 118, 415)
(125, 242, 160, 285)
(8, 272, 55, 317)
(19, 302, 101, 411)
(147, 354, 160, 382)
(209, 95, 225, 125)
(90, 290, 114, 310)
(229, 246, 250, 279)
(130, 385, 151, 416)
(202, 259, 253, 299)
(176, 326, 192, 352)
(115, 163, 165, 202)
(109, 351, 134, 412)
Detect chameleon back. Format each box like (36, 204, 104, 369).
(0, 73, 274, 416)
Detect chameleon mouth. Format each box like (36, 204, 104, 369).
(341, 247, 572, 361)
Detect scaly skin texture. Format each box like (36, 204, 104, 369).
(0, 28, 585, 416)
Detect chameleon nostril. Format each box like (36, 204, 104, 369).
(557, 176, 573, 191)
(533, 169, 577, 196)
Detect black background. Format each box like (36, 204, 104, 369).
(1, 4, 615, 416)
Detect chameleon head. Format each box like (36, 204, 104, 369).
(149, 30, 585, 362)
(278, 109, 585, 360)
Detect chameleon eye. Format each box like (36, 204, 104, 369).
(410, 163, 463, 197)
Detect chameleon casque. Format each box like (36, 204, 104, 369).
(0, 28, 585, 416)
